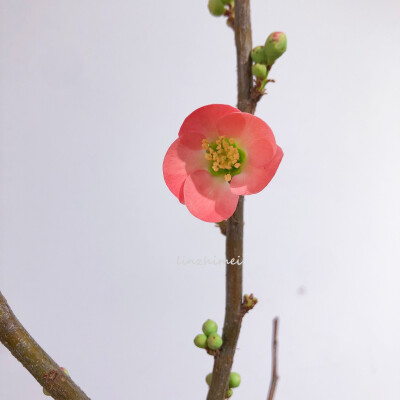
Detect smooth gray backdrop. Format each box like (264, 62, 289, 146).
(1, 0, 400, 399)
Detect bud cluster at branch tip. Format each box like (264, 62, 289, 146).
(251, 32, 287, 94)
(207, 0, 235, 29)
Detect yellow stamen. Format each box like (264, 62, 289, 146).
(203, 135, 241, 173)
(225, 174, 232, 182)
(202, 139, 209, 150)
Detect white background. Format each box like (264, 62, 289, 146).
(1, 0, 400, 399)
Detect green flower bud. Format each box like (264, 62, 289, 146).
(206, 373, 213, 386)
(207, 333, 223, 350)
(252, 63, 267, 80)
(225, 389, 233, 398)
(43, 388, 50, 396)
(208, 0, 225, 16)
(194, 334, 208, 349)
(202, 319, 218, 336)
(251, 46, 266, 64)
(264, 32, 287, 66)
(221, 0, 232, 4)
(229, 372, 241, 388)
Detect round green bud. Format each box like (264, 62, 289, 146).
(43, 388, 50, 396)
(208, 0, 225, 16)
(206, 373, 213, 386)
(194, 334, 208, 349)
(251, 46, 267, 64)
(207, 333, 223, 350)
(252, 63, 267, 80)
(202, 319, 218, 336)
(264, 32, 287, 66)
(221, 0, 232, 4)
(229, 372, 241, 388)
(225, 389, 233, 398)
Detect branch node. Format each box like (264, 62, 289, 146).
(206, 347, 220, 357)
(216, 220, 227, 236)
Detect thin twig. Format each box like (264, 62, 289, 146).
(267, 318, 279, 400)
(207, 1, 255, 399)
(0, 291, 90, 400)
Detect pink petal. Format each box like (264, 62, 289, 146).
(179, 104, 240, 150)
(163, 139, 207, 204)
(183, 170, 239, 222)
(230, 146, 283, 195)
(216, 112, 277, 166)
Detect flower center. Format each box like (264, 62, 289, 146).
(202, 136, 246, 182)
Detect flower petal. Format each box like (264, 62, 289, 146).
(216, 112, 277, 165)
(230, 146, 283, 195)
(183, 170, 239, 222)
(179, 104, 240, 150)
(163, 139, 207, 204)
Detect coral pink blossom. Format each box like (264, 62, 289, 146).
(163, 104, 283, 222)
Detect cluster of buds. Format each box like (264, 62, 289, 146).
(194, 319, 223, 354)
(251, 32, 287, 93)
(208, 0, 235, 28)
(242, 293, 258, 314)
(206, 371, 241, 398)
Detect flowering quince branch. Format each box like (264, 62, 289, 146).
(267, 318, 279, 400)
(163, 1, 287, 399)
(0, 291, 90, 400)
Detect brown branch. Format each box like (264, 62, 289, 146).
(267, 318, 279, 400)
(234, 0, 256, 115)
(207, 3, 255, 399)
(0, 291, 91, 400)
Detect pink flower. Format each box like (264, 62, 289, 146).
(163, 104, 283, 222)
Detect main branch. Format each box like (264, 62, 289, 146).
(207, 1, 255, 399)
(0, 291, 90, 400)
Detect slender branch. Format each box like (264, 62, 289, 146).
(267, 318, 279, 400)
(0, 291, 90, 400)
(207, 2, 255, 399)
(234, 0, 257, 115)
